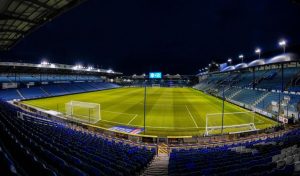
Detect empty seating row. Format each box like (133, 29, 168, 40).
(0, 82, 120, 101)
(169, 128, 300, 175)
(231, 89, 265, 105)
(0, 74, 101, 83)
(0, 101, 155, 175)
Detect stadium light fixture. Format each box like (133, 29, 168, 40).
(255, 48, 261, 59)
(107, 69, 114, 73)
(238, 54, 244, 63)
(50, 63, 56, 68)
(40, 60, 49, 66)
(278, 39, 287, 53)
(73, 64, 83, 70)
(227, 58, 232, 64)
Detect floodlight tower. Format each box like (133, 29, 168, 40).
(279, 39, 287, 53)
(238, 54, 244, 63)
(255, 48, 261, 59)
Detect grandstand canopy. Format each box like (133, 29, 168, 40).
(220, 53, 298, 72)
(0, 0, 86, 51)
(0, 62, 122, 76)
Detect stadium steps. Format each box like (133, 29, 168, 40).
(228, 89, 242, 99)
(254, 92, 271, 106)
(217, 86, 230, 97)
(141, 155, 169, 176)
(16, 89, 25, 99)
(39, 87, 50, 96)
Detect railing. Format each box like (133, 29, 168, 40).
(11, 100, 287, 151)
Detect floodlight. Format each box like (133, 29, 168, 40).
(238, 54, 244, 63)
(255, 48, 261, 54)
(279, 39, 287, 53)
(41, 60, 49, 65)
(107, 69, 114, 73)
(255, 48, 261, 59)
(73, 64, 83, 70)
(279, 40, 286, 46)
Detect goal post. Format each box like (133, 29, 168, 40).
(205, 111, 256, 136)
(65, 101, 101, 124)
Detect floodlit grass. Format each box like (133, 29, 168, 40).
(22, 87, 277, 136)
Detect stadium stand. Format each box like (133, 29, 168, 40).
(231, 89, 265, 105)
(194, 63, 300, 120)
(169, 128, 300, 176)
(0, 82, 120, 101)
(18, 87, 48, 99)
(0, 89, 22, 101)
(0, 74, 101, 83)
(0, 100, 155, 176)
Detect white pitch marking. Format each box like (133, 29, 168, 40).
(127, 114, 138, 125)
(100, 119, 204, 129)
(185, 105, 198, 128)
(102, 110, 137, 116)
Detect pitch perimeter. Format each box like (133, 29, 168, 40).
(22, 87, 277, 136)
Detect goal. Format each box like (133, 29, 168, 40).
(65, 101, 101, 124)
(205, 111, 256, 136)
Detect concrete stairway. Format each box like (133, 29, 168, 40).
(141, 144, 169, 176)
(16, 89, 25, 99)
(141, 155, 169, 176)
(228, 89, 242, 99)
(253, 92, 270, 106)
(39, 87, 50, 96)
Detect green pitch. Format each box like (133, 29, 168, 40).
(22, 87, 277, 136)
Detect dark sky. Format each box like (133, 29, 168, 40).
(1, 0, 300, 74)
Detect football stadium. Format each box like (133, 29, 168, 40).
(1, 0, 300, 176)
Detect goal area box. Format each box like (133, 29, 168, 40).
(205, 111, 257, 136)
(65, 101, 101, 124)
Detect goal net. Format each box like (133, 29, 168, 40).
(65, 101, 101, 124)
(205, 111, 256, 136)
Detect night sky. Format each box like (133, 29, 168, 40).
(1, 0, 300, 75)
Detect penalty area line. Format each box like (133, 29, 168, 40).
(102, 110, 137, 116)
(185, 105, 199, 128)
(127, 114, 138, 125)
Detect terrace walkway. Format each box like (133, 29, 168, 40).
(141, 155, 169, 176)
